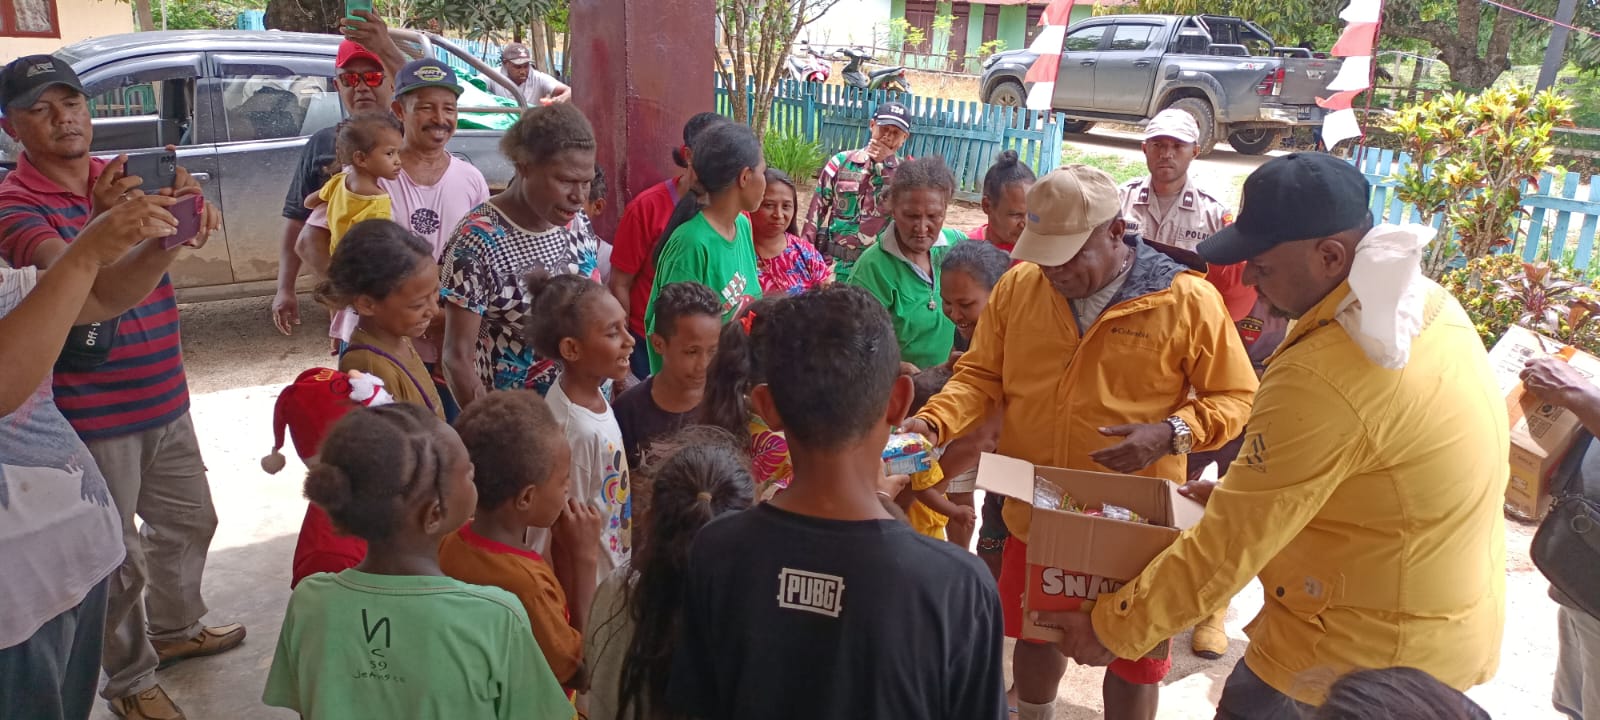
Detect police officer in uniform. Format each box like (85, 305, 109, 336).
(1119, 107, 1288, 662)
(802, 102, 912, 282)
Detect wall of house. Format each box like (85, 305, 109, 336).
(2, 0, 136, 64)
(804, 0, 894, 48)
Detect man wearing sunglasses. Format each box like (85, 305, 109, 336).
(272, 39, 395, 336)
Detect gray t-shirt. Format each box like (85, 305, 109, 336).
(0, 266, 125, 649)
(584, 566, 640, 720)
(494, 68, 563, 103)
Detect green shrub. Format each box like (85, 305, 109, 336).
(763, 130, 826, 183)
(1443, 254, 1600, 354)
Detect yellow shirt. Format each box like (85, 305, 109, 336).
(906, 461, 948, 540)
(1091, 281, 1509, 704)
(317, 171, 392, 253)
(916, 244, 1258, 543)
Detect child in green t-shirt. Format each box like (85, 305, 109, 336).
(262, 403, 573, 720)
(644, 122, 768, 374)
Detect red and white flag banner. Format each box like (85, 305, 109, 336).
(1318, 0, 1382, 148)
(1024, 0, 1074, 110)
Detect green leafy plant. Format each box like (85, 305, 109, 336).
(976, 39, 1008, 59)
(1444, 255, 1600, 353)
(763, 130, 826, 182)
(1384, 85, 1574, 279)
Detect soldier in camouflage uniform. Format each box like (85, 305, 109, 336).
(802, 102, 912, 283)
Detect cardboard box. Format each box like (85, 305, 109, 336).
(976, 452, 1204, 650)
(1485, 326, 1600, 520)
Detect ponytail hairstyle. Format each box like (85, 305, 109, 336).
(652, 122, 764, 269)
(695, 297, 779, 440)
(614, 426, 754, 720)
(522, 268, 612, 361)
(303, 403, 460, 543)
(981, 149, 1036, 205)
(762, 168, 800, 236)
(672, 111, 729, 168)
(314, 219, 433, 311)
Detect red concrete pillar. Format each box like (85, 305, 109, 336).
(571, 0, 715, 239)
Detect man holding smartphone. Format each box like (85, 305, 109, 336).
(0, 55, 233, 720)
(271, 37, 395, 335)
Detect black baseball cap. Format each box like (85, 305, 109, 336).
(1198, 153, 1372, 265)
(873, 101, 911, 132)
(395, 58, 462, 98)
(0, 55, 84, 113)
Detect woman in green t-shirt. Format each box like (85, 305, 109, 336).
(644, 122, 767, 374)
(847, 156, 962, 371)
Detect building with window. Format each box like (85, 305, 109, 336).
(1, 0, 136, 64)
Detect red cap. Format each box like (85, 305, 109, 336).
(335, 40, 382, 70)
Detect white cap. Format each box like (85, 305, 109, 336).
(1143, 109, 1200, 144)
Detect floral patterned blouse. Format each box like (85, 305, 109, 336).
(756, 233, 833, 296)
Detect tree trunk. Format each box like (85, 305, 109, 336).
(561, 29, 572, 78)
(264, 0, 343, 33)
(133, 0, 155, 31)
(530, 18, 550, 71)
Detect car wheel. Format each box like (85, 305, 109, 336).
(1164, 97, 1217, 156)
(1227, 128, 1284, 155)
(988, 79, 1025, 107)
(1061, 119, 1096, 134)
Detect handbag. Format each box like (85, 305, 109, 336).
(1531, 430, 1600, 618)
(55, 316, 120, 372)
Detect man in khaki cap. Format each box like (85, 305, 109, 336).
(494, 42, 571, 104)
(903, 164, 1256, 720)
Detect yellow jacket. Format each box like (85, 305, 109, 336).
(1091, 280, 1509, 704)
(917, 239, 1258, 541)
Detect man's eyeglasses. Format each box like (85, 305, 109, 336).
(338, 71, 386, 89)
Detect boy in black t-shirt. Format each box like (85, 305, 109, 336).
(667, 286, 1006, 720)
(613, 282, 723, 470)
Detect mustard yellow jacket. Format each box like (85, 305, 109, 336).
(1092, 280, 1509, 704)
(917, 239, 1258, 541)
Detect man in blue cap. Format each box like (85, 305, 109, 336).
(297, 57, 490, 419)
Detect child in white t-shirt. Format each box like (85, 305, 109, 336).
(521, 269, 634, 587)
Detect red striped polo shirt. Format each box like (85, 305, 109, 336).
(0, 154, 190, 440)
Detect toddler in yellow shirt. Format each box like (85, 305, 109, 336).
(905, 367, 975, 541)
(305, 111, 403, 253)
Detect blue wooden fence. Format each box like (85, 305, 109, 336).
(715, 77, 1064, 202)
(1351, 149, 1600, 272)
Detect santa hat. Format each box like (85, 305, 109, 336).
(261, 368, 395, 474)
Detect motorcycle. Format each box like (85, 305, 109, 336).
(785, 40, 832, 84)
(833, 47, 911, 94)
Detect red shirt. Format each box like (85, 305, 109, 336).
(0, 154, 190, 440)
(610, 178, 681, 335)
(967, 224, 1021, 265)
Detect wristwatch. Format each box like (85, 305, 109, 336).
(1165, 416, 1194, 455)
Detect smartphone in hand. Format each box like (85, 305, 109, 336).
(163, 194, 203, 250)
(345, 0, 373, 21)
(122, 150, 178, 194)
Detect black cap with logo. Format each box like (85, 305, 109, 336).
(0, 54, 85, 113)
(872, 101, 911, 132)
(1198, 152, 1373, 266)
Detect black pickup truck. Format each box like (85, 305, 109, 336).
(980, 14, 1341, 155)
